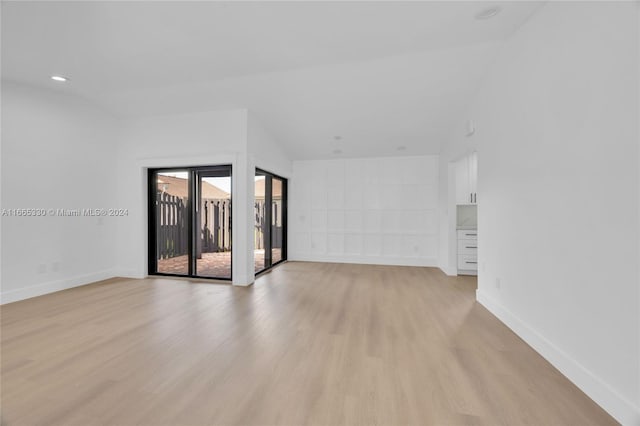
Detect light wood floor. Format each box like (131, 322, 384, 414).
(1, 262, 615, 425)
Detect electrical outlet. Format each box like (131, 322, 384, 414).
(495, 277, 501, 289)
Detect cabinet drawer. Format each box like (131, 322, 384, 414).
(457, 255, 478, 270)
(458, 241, 478, 255)
(457, 230, 478, 240)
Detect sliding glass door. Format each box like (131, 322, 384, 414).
(254, 169, 287, 274)
(149, 165, 232, 280)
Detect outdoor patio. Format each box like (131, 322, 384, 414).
(157, 249, 282, 278)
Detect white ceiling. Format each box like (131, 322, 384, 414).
(1, 1, 544, 159)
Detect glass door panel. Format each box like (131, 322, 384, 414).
(195, 170, 232, 279)
(271, 178, 283, 265)
(153, 171, 190, 275)
(254, 169, 287, 275)
(254, 174, 267, 272)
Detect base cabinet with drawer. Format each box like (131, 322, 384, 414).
(457, 230, 477, 275)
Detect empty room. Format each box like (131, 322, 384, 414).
(1, 1, 639, 425)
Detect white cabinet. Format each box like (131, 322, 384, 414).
(457, 230, 477, 275)
(469, 151, 477, 201)
(455, 158, 470, 205)
(455, 152, 478, 205)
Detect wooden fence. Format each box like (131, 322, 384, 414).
(156, 192, 188, 259)
(199, 198, 231, 254)
(255, 201, 266, 250)
(156, 193, 231, 259)
(156, 193, 282, 259)
(254, 200, 283, 250)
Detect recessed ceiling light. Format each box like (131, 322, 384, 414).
(50, 75, 69, 82)
(475, 6, 501, 20)
(332, 149, 343, 155)
(397, 146, 407, 151)
(334, 136, 342, 141)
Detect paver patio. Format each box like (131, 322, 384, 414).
(157, 249, 282, 278)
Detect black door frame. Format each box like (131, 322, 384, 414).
(148, 165, 232, 281)
(255, 168, 288, 274)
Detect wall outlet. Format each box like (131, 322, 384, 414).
(495, 277, 501, 289)
(37, 264, 47, 274)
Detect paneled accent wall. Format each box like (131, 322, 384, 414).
(289, 156, 439, 266)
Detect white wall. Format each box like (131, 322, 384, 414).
(289, 156, 438, 266)
(114, 109, 291, 285)
(114, 108, 251, 283)
(0, 92, 290, 294)
(1, 82, 120, 303)
(442, 3, 639, 423)
(247, 111, 292, 179)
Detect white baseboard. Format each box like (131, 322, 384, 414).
(114, 267, 255, 286)
(439, 265, 458, 276)
(477, 290, 640, 426)
(0, 269, 117, 305)
(232, 274, 254, 286)
(112, 268, 145, 279)
(289, 254, 438, 268)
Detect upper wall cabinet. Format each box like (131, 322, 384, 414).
(455, 152, 477, 205)
(469, 151, 477, 200)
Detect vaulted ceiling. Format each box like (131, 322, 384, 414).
(2, 1, 543, 159)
